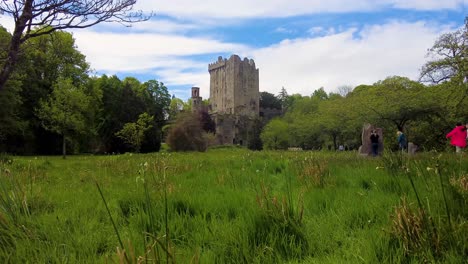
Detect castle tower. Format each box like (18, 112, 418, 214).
(191, 86, 202, 113)
(208, 55, 259, 145)
(208, 55, 259, 117)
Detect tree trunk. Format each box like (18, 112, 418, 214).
(62, 134, 67, 159)
(0, 0, 34, 91)
(332, 134, 337, 151)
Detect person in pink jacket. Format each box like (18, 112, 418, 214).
(446, 123, 467, 153)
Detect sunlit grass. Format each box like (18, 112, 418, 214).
(0, 150, 466, 262)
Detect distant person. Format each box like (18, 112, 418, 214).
(397, 130, 407, 151)
(338, 145, 344, 151)
(446, 122, 467, 154)
(370, 130, 379, 156)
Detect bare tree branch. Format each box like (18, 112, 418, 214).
(0, 0, 151, 90)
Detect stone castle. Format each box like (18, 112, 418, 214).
(192, 54, 259, 145)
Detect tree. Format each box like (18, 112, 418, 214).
(168, 97, 186, 120)
(0, 0, 148, 90)
(0, 26, 27, 151)
(420, 17, 468, 110)
(115, 112, 154, 153)
(0, 79, 26, 151)
(278, 86, 289, 110)
(351, 76, 439, 131)
(247, 118, 263, 150)
(36, 77, 91, 158)
(260, 118, 289, 150)
(420, 17, 468, 84)
(198, 111, 216, 133)
(260, 91, 282, 109)
(141, 80, 171, 123)
(336, 85, 353, 97)
(311, 87, 328, 100)
(316, 97, 346, 150)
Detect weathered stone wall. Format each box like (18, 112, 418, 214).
(208, 55, 259, 146)
(209, 55, 259, 117)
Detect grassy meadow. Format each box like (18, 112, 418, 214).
(0, 148, 467, 263)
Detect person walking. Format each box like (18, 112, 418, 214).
(397, 130, 407, 151)
(446, 122, 467, 154)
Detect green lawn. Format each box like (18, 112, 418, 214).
(0, 149, 466, 263)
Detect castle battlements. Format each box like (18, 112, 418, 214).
(208, 55, 257, 71)
(208, 56, 227, 71)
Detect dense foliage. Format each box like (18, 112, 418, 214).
(261, 20, 468, 151)
(0, 27, 170, 155)
(166, 112, 212, 152)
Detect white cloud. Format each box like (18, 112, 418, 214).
(72, 29, 248, 70)
(390, 0, 463, 10)
(71, 20, 455, 100)
(0, 15, 14, 32)
(92, 19, 202, 34)
(135, 0, 466, 19)
(275, 27, 296, 34)
(252, 21, 453, 95)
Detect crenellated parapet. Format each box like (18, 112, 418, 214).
(208, 55, 257, 72)
(208, 56, 227, 71)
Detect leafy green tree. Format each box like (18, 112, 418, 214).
(12, 30, 90, 154)
(95, 75, 168, 153)
(141, 80, 171, 123)
(260, 118, 289, 150)
(260, 91, 282, 109)
(168, 97, 186, 120)
(315, 96, 346, 150)
(420, 17, 468, 114)
(0, 79, 26, 151)
(278, 86, 289, 110)
(0, 0, 147, 90)
(312, 87, 328, 100)
(350, 76, 439, 131)
(281, 96, 324, 149)
(0, 26, 27, 151)
(420, 17, 468, 85)
(36, 78, 91, 158)
(0, 29, 91, 154)
(247, 117, 263, 150)
(115, 112, 154, 153)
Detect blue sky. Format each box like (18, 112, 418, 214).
(1, 1, 467, 100)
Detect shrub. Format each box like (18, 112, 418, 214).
(166, 113, 208, 152)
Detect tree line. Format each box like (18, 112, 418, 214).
(260, 18, 468, 151)
(1, 12, 467, 154)
(0, 27, 172, 156)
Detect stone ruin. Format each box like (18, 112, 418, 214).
(359, 123, 384, 156)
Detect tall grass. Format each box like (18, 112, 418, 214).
(380, 151, 467, 262)
(0, 150, 466, 263)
